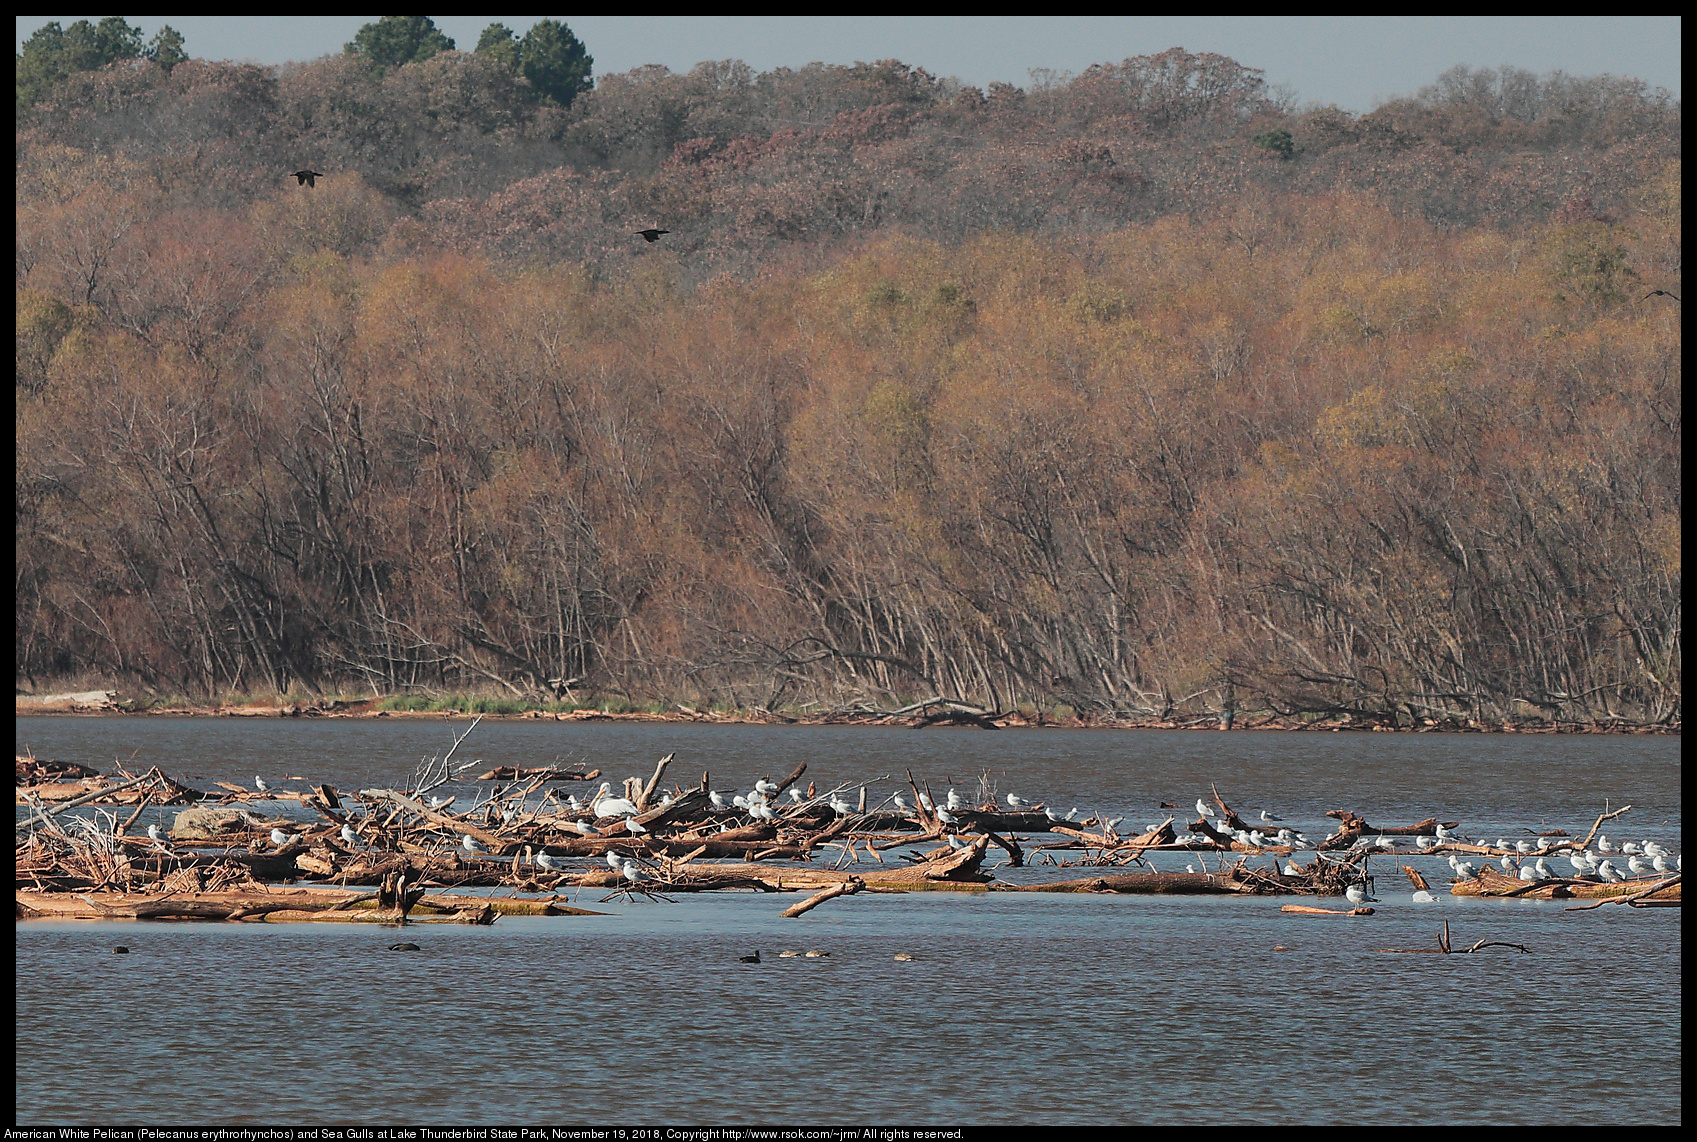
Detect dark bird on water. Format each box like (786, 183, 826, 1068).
(389, 942, 421, 952)
(292, 170, 325, 187)
(635, 228, 671, 242)
(1640, 289, 1680, 302)
(738, 950, 762, 963)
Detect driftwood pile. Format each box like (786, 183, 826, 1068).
(15, 738, 1681, 924)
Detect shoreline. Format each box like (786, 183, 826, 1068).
(13, 695, 1679, 733)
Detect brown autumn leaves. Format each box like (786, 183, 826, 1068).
(14, 57, 1683, 727)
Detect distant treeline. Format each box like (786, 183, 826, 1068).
(14, 45, 1683, 724)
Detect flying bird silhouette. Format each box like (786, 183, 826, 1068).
(635, 228, 671, 242)
(292, 170, 324, 187)
(1640, 289, 1680, 302)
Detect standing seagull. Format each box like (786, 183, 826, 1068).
(254, 776, 271, 794)
(461, 834, 489, 856)
(635, 228, 671, 242)
(340, 824, 361, 847)
(1005, 793, 1028, 810)
(270, 828, 293, 848)
(291, 170, 324, 187)
(1196, 799, 1216, 820)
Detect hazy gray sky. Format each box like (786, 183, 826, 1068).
(16, 16, 1682, 111)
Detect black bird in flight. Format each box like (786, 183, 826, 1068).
(635, 228, 671, 242)
(291, 170, 325, 188)
(1640, 289, 1680, 302)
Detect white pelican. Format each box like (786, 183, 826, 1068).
(270, 828, 292, 847)
(592, 785, 640, 818)
(625, 816, 648, 835)
(254, 776, 271, 794)
(1345, 884, 1376, 905)
(1005, 793, 1027, 809)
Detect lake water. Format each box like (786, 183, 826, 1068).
(15, 717, 1683, 1124)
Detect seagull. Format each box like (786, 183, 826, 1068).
(635, 228, 671, 242)
(340, 824, 361, 847)
(1518, 864, 1540, 881)
(1453, 861, 1478, 880)
(936, 808, 956, 825)
(606, 851, 626, 869)
(1376, 835, 1396, 850)
(789, 789, 805, 803)
(566, 821, 594, 836)
(625, 816, 648, 835)
(270, 828, 293, 847)
(461, 834, 488, 855)
(829, 796, 854, 815)
(1045, 807, 1064, 822)
(147, 823, 170, 851)
(947, 789, 964, 810)
(1515, 840, 1534, 854)
(1005, 793, 1027, 809)
(1065, 807, 1079, 821)
(566, 795, 582, 811)
(754, 779, 778, 795)
(1416, 836, 1437, 850)
(1196, 799, 1215, 819)
(254, 776, 271, 794)
(709, 790, 727, 809)
(1105, 817, 1125, 833)
(428, 795, 453, 810)
(1651, 854, 1671, 874)
(1534, 858, 1555, 880)
(1568, 852, 1592, 873)
(1411, 890, 1437, 903)
(1595, 834, 1615, 853)
(532, 848, 567, 873)
(917, 793, 934, 811)
(1258, 809, 1283, 822)
(1283, 858, 1303, 876)
(291, 169, 324, 187)
(1627, 855, 1652, 877)
(1621, 841, 1644, 855)
(892, 793, 909, 811)
(1434, 824, 1457, 843)
(749, 802, 776, 821)
(732, 795, 750, 810)
(947, 836, 964, 849)
(1597, 860, 1624, 882)
(622, 862, 647, 886)
(1499, 855, 1515, 871)
(1345, 884, 1376, 906)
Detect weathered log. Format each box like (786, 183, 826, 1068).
(780, 877, 865, 918)
(1282, 904, 1375, 915)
